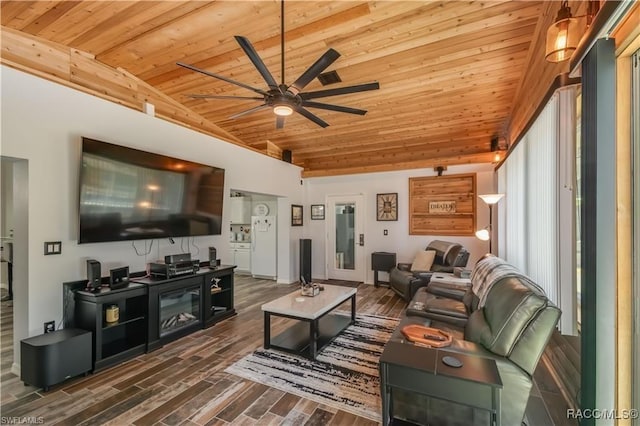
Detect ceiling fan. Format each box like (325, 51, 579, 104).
(177, 1, 379, 129)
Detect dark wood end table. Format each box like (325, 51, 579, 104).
(379, 340, 503, 426)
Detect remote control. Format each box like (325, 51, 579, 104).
(424, 333, 446, 342)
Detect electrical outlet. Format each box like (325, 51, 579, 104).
(44, 321, 55, 334)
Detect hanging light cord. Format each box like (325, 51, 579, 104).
(281, 0, 285, 86)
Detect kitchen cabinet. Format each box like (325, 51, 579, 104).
(230, 197, 251, 224)
(228, 242, 251, 273)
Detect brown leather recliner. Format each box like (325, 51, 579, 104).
(389, 240, 469, 301)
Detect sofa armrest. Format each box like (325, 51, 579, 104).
(412, 270, 432, 279)
(408, 273, 432, 299)
(397, 263, 412, 272)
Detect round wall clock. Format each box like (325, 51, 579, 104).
(253, 203, 269, 216)
(376, 193, 398, 221)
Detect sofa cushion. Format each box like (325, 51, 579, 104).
(410, 249, 435, 271)
(425, 297, 468, 318)
(405, 287, 469, 327)
(426, 281, 469, 300)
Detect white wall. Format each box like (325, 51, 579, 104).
(1, 159, 14, 238)
(304, 166, 496, 283)
(0, 66, 304, 351)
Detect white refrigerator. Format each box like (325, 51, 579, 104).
(251, 216, 277, 279)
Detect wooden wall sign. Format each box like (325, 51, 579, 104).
(409, 174, 476, 235)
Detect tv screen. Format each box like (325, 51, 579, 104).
(78, 137, 225, 244)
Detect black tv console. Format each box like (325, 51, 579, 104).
(67, 265, 236, 372)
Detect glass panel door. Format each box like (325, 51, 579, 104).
(326, 194, 365, 282)
(334, 202, 355, 270)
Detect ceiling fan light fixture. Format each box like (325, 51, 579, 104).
(273, 104, 293, 116)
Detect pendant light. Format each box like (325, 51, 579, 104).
(545, 1, 581, 63)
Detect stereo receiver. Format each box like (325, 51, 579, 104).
(150, 260, 199, 279)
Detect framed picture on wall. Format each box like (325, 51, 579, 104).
(376, 193, 398, 221)
(291, 204, 303, 226)
(311, 204, 325, 220)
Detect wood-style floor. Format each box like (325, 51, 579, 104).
(0, 278, 568, 425)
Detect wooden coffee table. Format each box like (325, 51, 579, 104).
(261, 285, 356, 360)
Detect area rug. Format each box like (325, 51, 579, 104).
(224, 312, 399, 421)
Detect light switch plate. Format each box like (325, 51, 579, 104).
(44, 241, 62, 255)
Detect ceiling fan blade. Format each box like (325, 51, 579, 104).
(299, 82, 380, 100)
(288, 48, 341, 95)
(276, 116, 285, 129)
(301, 101, 367, 115)
(234, 36, 280, 92)
(294, 106, 329, 128)
(177, 62, 269, 96)
(229, 104, 270, 119)
(187, 94, 264, 100)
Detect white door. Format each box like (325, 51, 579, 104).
(326, 194, 365, 282)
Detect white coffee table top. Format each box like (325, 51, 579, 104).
(261, 285, 356, 319)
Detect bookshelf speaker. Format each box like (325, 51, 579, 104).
(86, 259, 101, 290)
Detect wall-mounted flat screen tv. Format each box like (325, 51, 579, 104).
(78, 137, 225, 244)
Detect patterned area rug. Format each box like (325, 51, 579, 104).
(225, 313, 398, 421)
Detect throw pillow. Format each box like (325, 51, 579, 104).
(411, 250, 436, 271)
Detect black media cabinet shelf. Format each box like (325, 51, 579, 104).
(203, 266, 236, 327)
(74, 283, 147, 372)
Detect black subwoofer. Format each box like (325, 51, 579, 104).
(21, 328, 92, 391)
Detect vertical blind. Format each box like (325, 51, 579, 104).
(498, 94, 561, 304)
(525, 97, 559, 303)
(504, 140, 527, 272)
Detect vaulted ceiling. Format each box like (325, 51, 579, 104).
(1, 1, 572, 177)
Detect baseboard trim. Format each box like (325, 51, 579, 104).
(11, 362, 20, 377)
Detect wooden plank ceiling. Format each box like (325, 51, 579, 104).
(1, 1, 546, 177)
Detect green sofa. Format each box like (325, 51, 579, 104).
(387, 255, 561, 425)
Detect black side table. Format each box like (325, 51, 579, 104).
(372, 252, 396, 287)
(379, 341, 502, 425)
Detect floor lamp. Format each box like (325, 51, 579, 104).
(476, 193, 504, 253)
